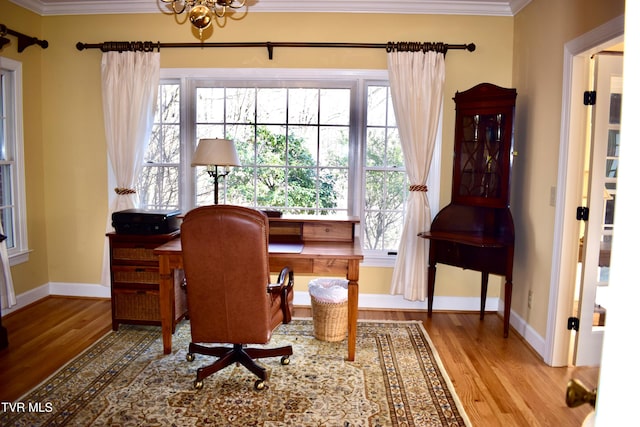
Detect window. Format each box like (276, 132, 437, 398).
(138, 69, 440, 263)
(138, 83, 181, 211)
(364, 85, 405, 253)
(0, 57, 28, 265)
(195, 84, 353, 215)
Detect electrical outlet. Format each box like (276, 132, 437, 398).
(528, 290, 533, 309)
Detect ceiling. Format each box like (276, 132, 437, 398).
(9, 0, 532, 17)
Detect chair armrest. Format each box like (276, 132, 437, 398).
(267, 266, 293, 293)
(267, 266, 294, 324)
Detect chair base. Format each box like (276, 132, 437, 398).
(187, 342, 292, 389)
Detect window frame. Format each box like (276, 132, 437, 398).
(0, 56, 29, 265)
(152, 68, 441, 266)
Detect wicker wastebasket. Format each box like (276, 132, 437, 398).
(308, 278, 348, 342)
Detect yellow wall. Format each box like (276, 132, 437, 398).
(2, 1, 514, 300)
(511, 0, 625, 335)
(1, 1, 49, 295)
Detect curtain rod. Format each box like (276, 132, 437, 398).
(1, 24, 49, 53)
(75, 40, 476, 60)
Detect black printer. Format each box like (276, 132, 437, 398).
(112, 209, 181, 235)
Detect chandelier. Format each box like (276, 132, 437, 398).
(161, 0, 247, 34)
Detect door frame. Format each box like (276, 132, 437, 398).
(545, 15, 624, 366)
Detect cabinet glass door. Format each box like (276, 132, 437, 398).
(456, 112, 506, 201)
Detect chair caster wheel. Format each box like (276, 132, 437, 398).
(254, 380, 265, 390)
(194, 380, 204, 390)
(280, 356, 290, 365)
(186, 353, 195, 362)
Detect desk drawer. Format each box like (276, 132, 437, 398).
(303, 222, 353, 242)
(434, 241, 508, 275)
(312, 258, 349, 274)
(112, 266, 159, 285)
(112, 245, 158, 263)
(270, 258, 313, 274)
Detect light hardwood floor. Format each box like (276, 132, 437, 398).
(0, 296, 598, 426)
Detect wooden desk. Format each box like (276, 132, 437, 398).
(154, 216, 364, 361)
(419, 204, 514, 338)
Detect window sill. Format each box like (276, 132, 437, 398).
(9, 249, 31, 267)
(362, 254, 396, 268)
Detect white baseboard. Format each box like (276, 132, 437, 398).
(1, 282, 110, 316)
(2, 283, 545, 359)
(48, 282, 111, 299)
(1, 283, 50, 316)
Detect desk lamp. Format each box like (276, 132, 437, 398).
(192, 138, 240, 204)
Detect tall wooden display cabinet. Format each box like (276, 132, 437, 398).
(419, 83, 517, 337)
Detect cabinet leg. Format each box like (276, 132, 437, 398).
(427, 264, 436, 317)
(503, 278, 513, 338)
(480, 271, 489, 320)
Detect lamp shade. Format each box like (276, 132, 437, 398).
(191, 138, 240, 167)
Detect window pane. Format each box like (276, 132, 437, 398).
(320, 167, 348, 211)
(138, 165, 179, 210)
(226, 88, 255, 123)
(289, 89, 318, 124)
(319, 126, 349, 167)
(320, 89, 350, 125)
(365, 170, 384, 210)
(148, 124, 180, 164)
(257, 126, 287, 166)
(387, 128, 403, 167)
(386, 170, 406, 209)
(197, 87, 224, 123)
(0, 207, 14, 249)
(157, 84, 180, 124)
(366, 128, 386, 167)
(367, 86, 388, 126)
(226, 166, 255, 205)
(288, 126, 318, 166)
(0, 164, 12, 206)
(287, 167, 317, 209)
(257, 88, 286, 123)
(231, 127, 257, 165)
(256, 166, 286, 206)
(196, 124, 226, 140)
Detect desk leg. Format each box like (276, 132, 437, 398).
(158, 255, 174, 355)
(347, 259, 359, 362)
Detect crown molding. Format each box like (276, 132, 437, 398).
(9, 0, 531, 17)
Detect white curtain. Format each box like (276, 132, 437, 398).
(0, 223, 16, 309)
(100, 51, 160, 286)
(388, 49, 446, 301)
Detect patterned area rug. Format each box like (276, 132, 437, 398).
(1, 319, 470, 426)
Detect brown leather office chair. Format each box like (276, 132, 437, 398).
(180, 205, 294, 390)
